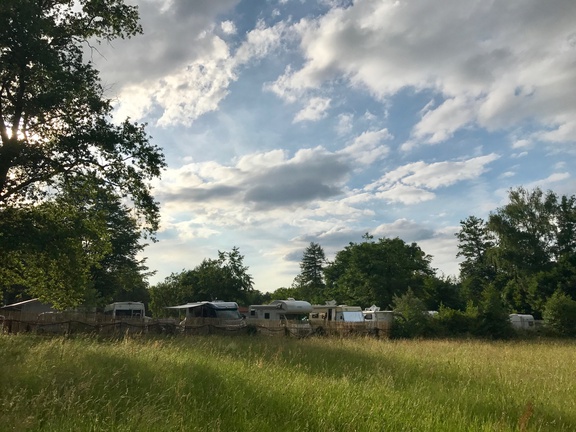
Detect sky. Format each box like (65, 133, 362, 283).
(91, 0, 576, 292)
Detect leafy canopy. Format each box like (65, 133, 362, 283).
(0, 0, 165, 233)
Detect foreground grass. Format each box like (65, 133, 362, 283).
(0, 334, 574, 431)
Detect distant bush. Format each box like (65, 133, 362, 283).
(390, 289, 434, 338)
(543, 291, 576, 336)
(474, 285, 514, 339)
(435, 303, 477, 337)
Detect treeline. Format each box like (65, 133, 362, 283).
(282, 187, 576, 337)
(147, 187, 576, 338)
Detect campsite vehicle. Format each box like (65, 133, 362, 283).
(103, 302, 148, 320)
(167, 301, 245, 331)
(310, 301, 365, 323)
(362, 305, 394, 327)
(309, 301, 365, 335)
(509, 314, 536, 330)
(247, 299, 313, 336)
(362, 305, 394, 336)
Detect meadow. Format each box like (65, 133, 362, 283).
(0, 334, 575, 431)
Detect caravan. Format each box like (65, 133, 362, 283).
(247, 299, 313, 336)
(309, 301, 365, 335)
(310, 301, 365, 323)
(103, 302, 148, 320)
(509, 314, 536, 330)
(167, 301, 245, 331)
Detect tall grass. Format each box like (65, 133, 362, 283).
(0, 334, 574, 431)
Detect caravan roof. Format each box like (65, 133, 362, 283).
(167, 301, 239, 310)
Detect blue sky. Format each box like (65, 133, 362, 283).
(92, 0, 576, 292)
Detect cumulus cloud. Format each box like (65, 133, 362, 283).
(268, 0, 576, 147)
(365, 154, 500, 204)
(339, 128, 392, 164)
(293, 97, 331, 123)
(221, 20, 237, 35)
(98, 3, 287, 126)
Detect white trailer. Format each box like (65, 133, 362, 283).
(310, 301, 365, 322)
(247, 299, 313, 336)
(509, 314, 536, 330)
(104, 302, 148, 320)
(362, 305, 394, 327)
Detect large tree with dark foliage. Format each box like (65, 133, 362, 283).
(292, 242, 326, 303)
(324, 234, 435, 309)
(455, 216, 496, 305)
(148, 247, 254, 317)
(456, 187, 576, 317)
(0, 1, 165, 307)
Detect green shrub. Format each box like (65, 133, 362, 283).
(543, 291, 576, 336)
(391, 288, 434, 338)
(435, 303, 477, 336)
(474, 284, 514, 339)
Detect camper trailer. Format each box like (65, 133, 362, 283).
(309, 301, 365, 335)
(103, 302, 148, 320)
(509, 314, 536, 330)
(167, 301, 245, 331)
(310, 301, 365, 323)
(362, 305, 394, 336)
(247, 299, 313, 336)
(362, 305, 394, 327)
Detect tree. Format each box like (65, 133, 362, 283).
(390, 288, 432, 338)
(269, 287, 300, 301)
(292, 242, 326, 303)
(488, 188, 556, 276)
(475, 284, 513, 339)
(420, 274, 463, 311)
(486, 187, 576, 314)
(0, 0, 165, 231)
(0, 178, 153, 308)
(543, 290, 576, 336)
(324, 235, 434, 308)
(0, 0, 165, 307)
(0, 201, 109, 309)
(456, 216, 496, 304)
(148, 247, 254, 317)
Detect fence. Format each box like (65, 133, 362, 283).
(245, 319, 314, 338)
(0, 312, 390, 338)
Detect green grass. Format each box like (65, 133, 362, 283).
(0, 334, 575, 431)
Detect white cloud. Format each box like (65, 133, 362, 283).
(269, 0, 576, 146)
(221, 20, 237, 35)
(374, 154, 500, 191)
(293, 97, 331, 122)
(339, 128, 392, 164)
(336, 113, 354, 135)
(375, 184, 436, 205)
(111, 17, 287, 126)
(523, 172, 570, 191)
(411, 96, 475, 145)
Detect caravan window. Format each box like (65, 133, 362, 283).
(264, 312, 270, 319)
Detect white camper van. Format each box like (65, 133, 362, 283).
(248, 299, 312, 336)
(309, 301, 365, 335)
(104, 302, 148, 320)
(310, 301, 365, 323)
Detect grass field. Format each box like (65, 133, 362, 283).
(0, 334, 575, 431)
